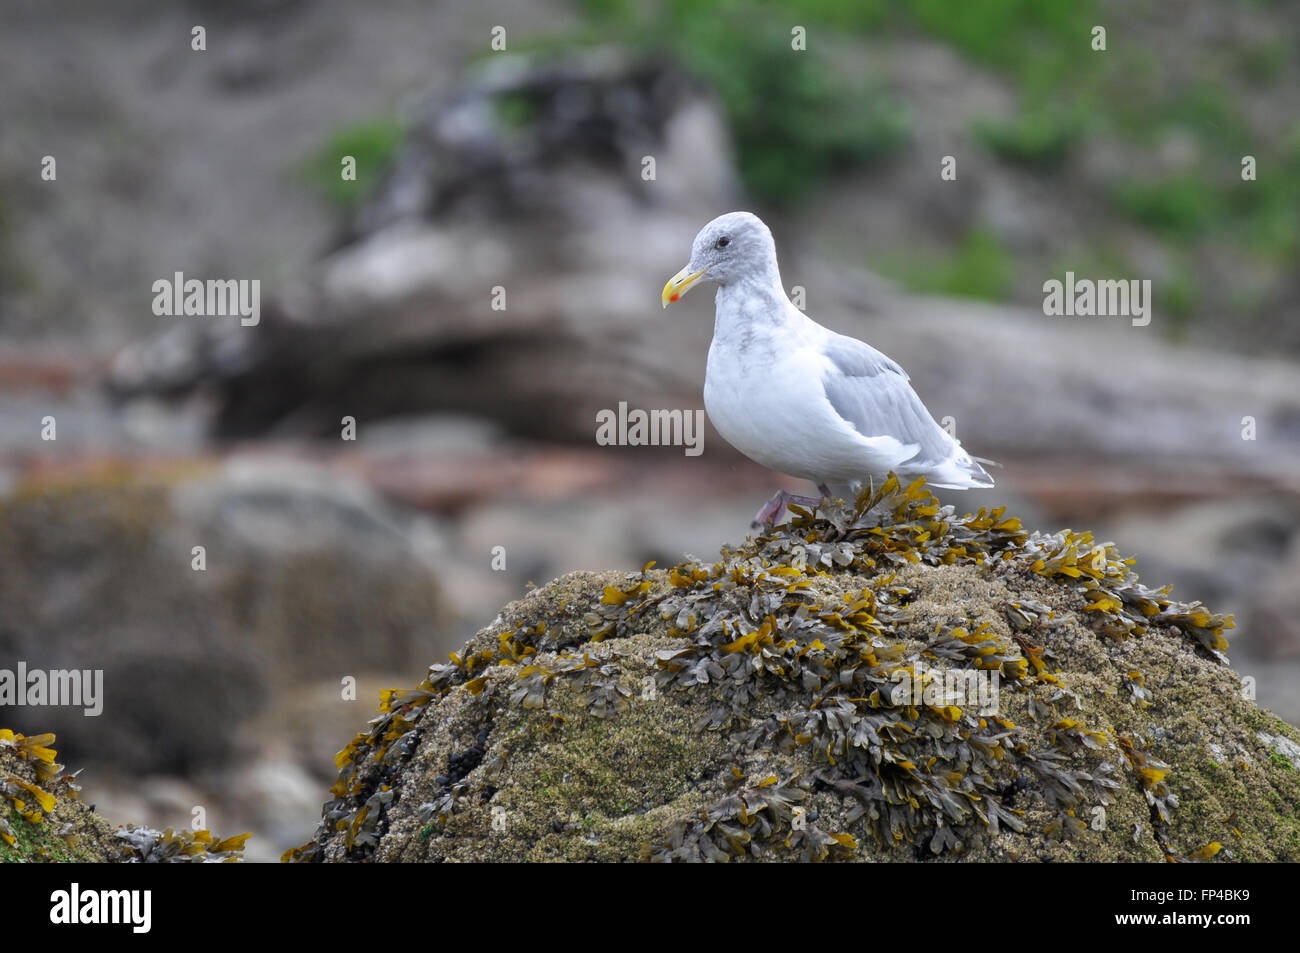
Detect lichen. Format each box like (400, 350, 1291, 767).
(289, 476, 1299, 863)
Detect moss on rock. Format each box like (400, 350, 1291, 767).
(290, 477, 1300, 863)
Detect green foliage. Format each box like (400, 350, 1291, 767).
(495, 92, 537, 129)
(1049, 244, 1135, 284)
(975, 107, 1087, 169)
(761, 0, 890, 31)
(301, 118, 405, 208)
(877, 228, 1015, 302)
(1111, 176, 1223, 240)
(1233, 128, 1300, 260)
(902, 0, 1097, 79)
(574, 0, 1111, 197)
(684, 21, 907, 200)
(1163, 84, 1254, 154)
(576, 0, 909, 202)
(1238, 40, 1286, 86)
(1158, 256, 1198, 338)
(576, 0, 640, 20)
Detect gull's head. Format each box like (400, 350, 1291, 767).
(661, 211, 776, 308)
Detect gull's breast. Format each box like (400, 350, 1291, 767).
(704, 339, 875, 482)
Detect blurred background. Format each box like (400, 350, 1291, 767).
(1, 0, 1297, 860)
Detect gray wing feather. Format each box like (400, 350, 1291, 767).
(821, 336, 954, 468)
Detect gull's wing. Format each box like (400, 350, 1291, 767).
(819, 335, 976, 478)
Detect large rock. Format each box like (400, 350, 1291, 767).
(290, 478, 1300, 862)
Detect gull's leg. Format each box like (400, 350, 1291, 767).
(817, 483, 833, 500)
(752, 488, 827, 529)
(753, 490, 790, 528)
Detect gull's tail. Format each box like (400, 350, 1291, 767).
(924, 448, 997, 490)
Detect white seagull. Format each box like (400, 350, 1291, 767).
(661, 211, 995, 527)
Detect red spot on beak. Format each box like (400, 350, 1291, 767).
(670, 293, 680, 302)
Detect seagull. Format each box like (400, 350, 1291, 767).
(661, 211, 995, 527)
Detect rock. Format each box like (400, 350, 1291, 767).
(107, 50, 739, 445)
(1, 728, 129, 862)
(290, 477, 1300, 862)
(0, 458, 447, 777)
(0, 728, 248, 863)
(1101, 496, 1297, 635)
(1248, 536, 1300, 658)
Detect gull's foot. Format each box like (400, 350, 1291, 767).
(751, 489, 826, 529)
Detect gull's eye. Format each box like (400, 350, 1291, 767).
(715, 236, 730, 249)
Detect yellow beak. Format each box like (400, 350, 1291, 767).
(661, 266, 707, 309)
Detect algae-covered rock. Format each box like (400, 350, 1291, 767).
(290, 477, 1300, 863)
(0, 729, 248, 863)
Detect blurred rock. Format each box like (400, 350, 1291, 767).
(351, 48, 734, 236)
(1098, 497, 1296, 613)
(108, 50, 739, 445)
(1249, 537, 1300, 659)
(793, 282, 1300, 486)
(0, 458, 447, 777)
